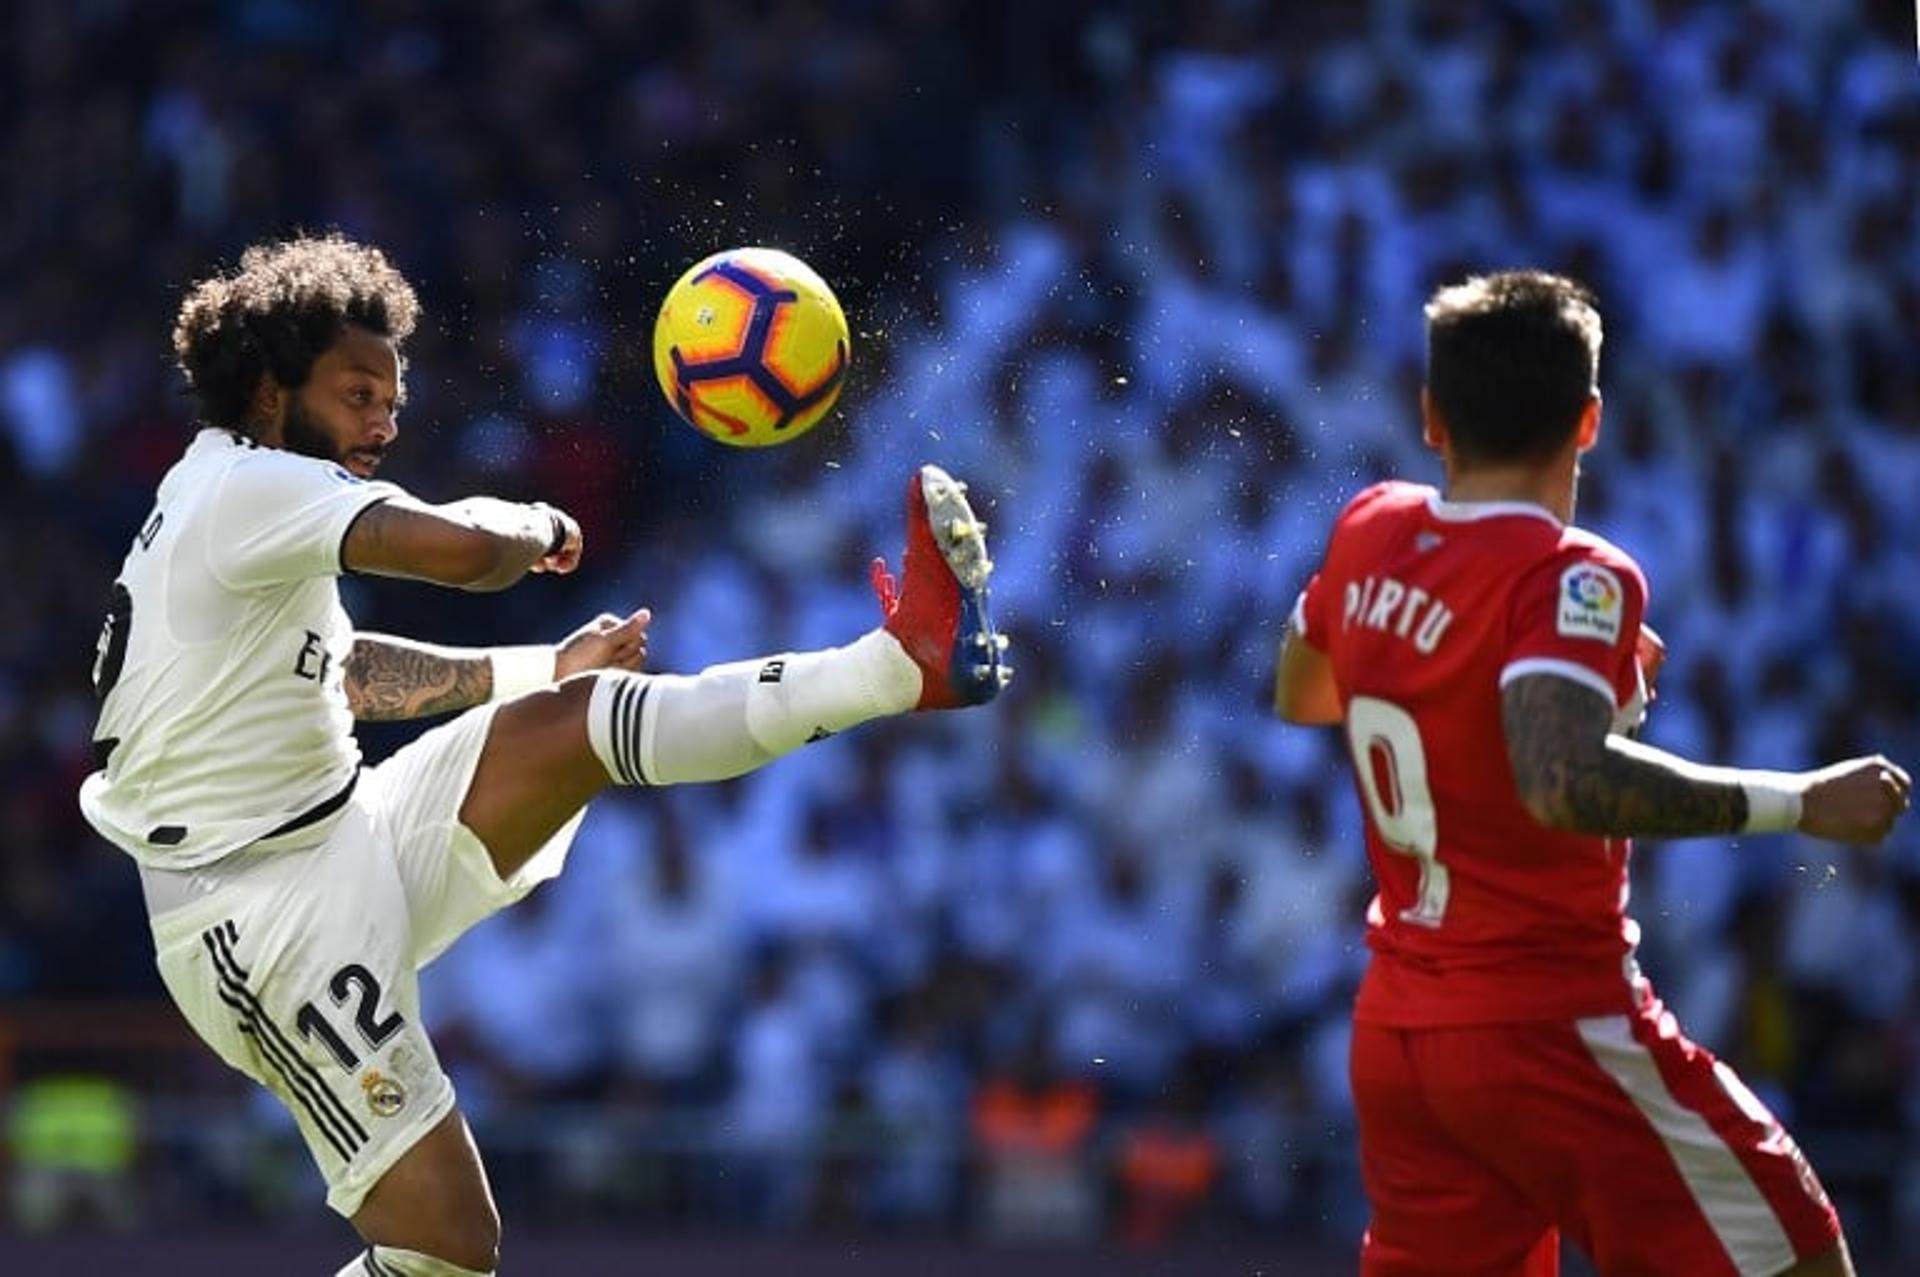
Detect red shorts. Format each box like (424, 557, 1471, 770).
(1350, 997, 1841, 1277)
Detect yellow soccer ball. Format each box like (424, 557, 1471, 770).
(652, 247, 850, 447)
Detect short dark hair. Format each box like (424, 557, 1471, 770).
(171, 233, 420, 433)
(1424, 270, 1601, 465)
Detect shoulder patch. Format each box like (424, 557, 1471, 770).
(1557, 563, 1624, 643)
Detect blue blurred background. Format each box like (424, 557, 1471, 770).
(4, 1, 1919, 1271)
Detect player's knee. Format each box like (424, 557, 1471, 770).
(539, 670, 605, 738)
(514, 667, 597, 715)
(561, 668, 613, 697)
(488, 670, 599, 756)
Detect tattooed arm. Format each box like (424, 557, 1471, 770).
(344, 611, 654, 722)
(1505, 672, 1914, 844)
(343, 634, 495, 722)
(1501, 673, 1747, 837)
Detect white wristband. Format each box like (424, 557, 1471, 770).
(490, 645, 557, 701)
(1740, 771, 1806, 834)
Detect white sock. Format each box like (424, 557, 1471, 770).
(586, 629, 920, 786)
(337, 1246, 493, 1276)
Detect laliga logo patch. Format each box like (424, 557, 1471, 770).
(1557, 563, 1623, 642)
(360, 1069, 407, 1118)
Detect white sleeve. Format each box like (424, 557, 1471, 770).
(208, 451, 404, 589)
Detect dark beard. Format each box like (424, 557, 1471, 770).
(280, 394, 342, 464)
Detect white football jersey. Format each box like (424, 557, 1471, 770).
(80, 428, 402, 868)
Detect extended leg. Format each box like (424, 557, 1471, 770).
(458, 464, 1010, 879)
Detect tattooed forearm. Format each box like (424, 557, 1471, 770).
(1502, 675, 1748, 838)
(343, 634, 493, 721)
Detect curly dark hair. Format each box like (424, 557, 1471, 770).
(171, 233, 421, 434)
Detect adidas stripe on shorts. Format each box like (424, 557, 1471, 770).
(147, 703, 584, 1216)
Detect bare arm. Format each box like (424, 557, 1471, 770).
(343, 634, 495, 721)
(1274, 625, 1342, 726)
(342, 495, 582, 592)
(343, 611, 655, 722)
(1503, 674, 1744, 836)
(1503, 674, 1913, 843)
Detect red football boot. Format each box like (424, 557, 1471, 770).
(871, 464, 1011, 710)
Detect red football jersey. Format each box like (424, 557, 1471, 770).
(1296, 480, 1652, 1026)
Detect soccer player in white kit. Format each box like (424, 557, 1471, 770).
(80, 234, 1011, 1276)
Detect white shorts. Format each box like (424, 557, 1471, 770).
(145, 704, 584, 1217)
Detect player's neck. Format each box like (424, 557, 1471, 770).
(1443, 463, 1576, 525)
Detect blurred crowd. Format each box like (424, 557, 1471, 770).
(5, 0, 1920, 1253)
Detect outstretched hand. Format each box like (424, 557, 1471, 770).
(556, 608, 652, 678)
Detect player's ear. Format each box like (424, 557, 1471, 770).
(1419, 387, 1448, 453)
(1574, 392, 1602, 453)
(246, 374, 285, 441)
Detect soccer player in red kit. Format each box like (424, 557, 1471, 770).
(1274, 271, 1910, 1277)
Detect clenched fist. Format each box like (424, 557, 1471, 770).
(1798, 754, 1912, 845)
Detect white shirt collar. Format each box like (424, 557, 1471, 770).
(1425, 491, 1563, 527)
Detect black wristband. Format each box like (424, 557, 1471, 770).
(539, 506, 568, 557)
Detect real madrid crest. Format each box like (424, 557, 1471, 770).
(360, 1069, 407, 1118)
